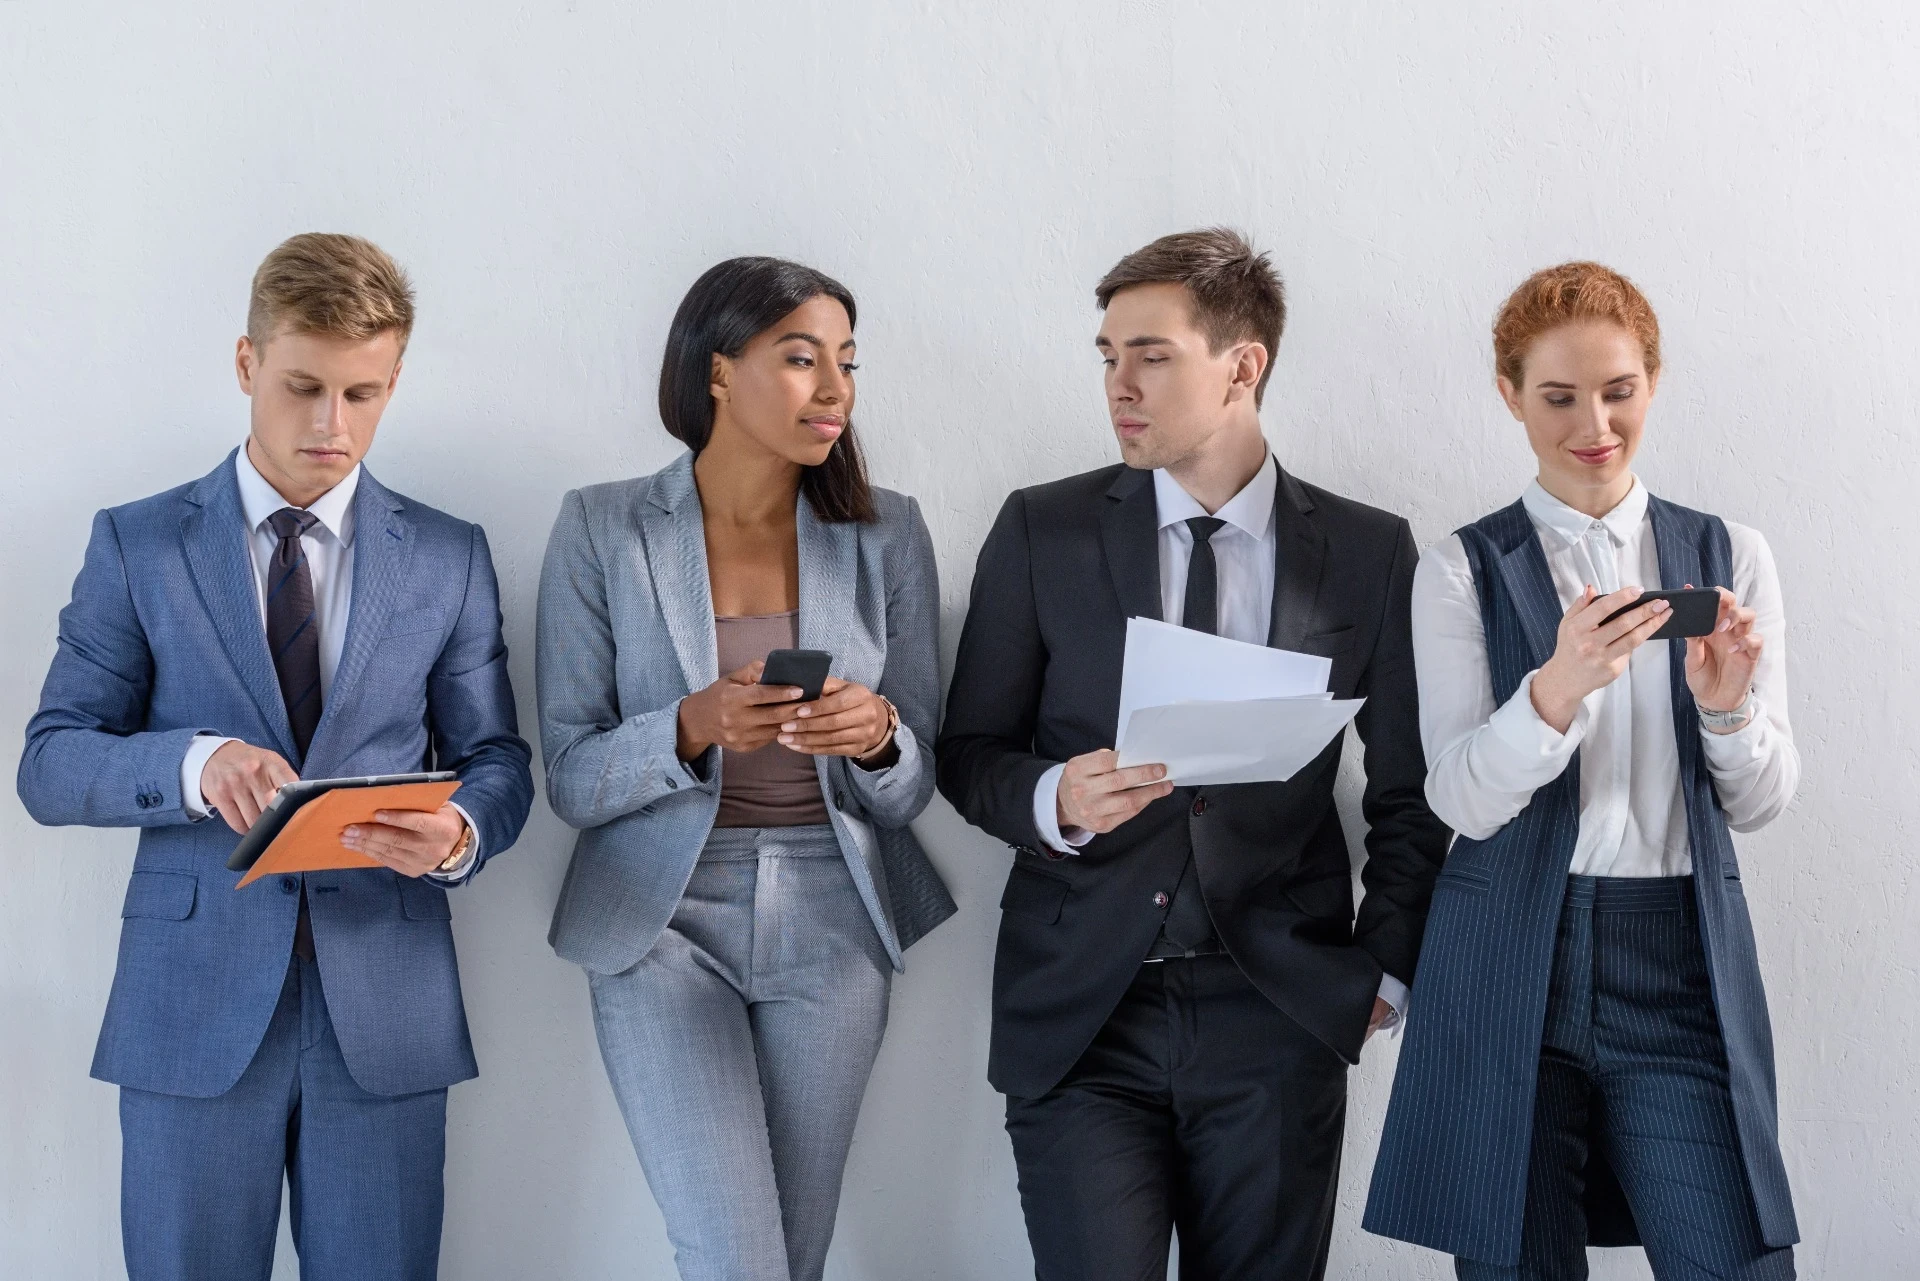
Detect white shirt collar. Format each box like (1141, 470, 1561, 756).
(1152, 452, 1278, 540)
(1521, 476, 1647, 549)
(235, 445, 360, 547)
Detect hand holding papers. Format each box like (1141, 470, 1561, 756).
(1113, 617, 1364, 785)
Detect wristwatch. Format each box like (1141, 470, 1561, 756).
(855, 696, 901, 763)
(1697, 689, 1758, 733)
(436, 822, 475, 874)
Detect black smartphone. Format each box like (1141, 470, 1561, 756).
(1598, 587, 1721, 641)
(759, 648, 833, 703)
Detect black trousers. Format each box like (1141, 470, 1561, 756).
(1456, 876, 1795, 1281)
(1005, 954, 1348, 1281)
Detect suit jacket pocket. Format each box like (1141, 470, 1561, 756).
(1000, 865, 1070, 924)
(122, 870, 196, 920)
(1434, 865, 1493, 896)
(383, 605, 447, 639)
(1299, 625, 1355, 658)
(397, 877, 453, 921)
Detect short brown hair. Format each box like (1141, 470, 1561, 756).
(247, 233, 416, 351)
(1493, 261, 1660, 386)
(1095, 227, 1286, 405)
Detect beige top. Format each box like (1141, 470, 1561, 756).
(713, 611, 832, 829)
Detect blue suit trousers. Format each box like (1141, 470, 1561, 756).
(1455, 877, 1794, 1281)
(119, 954, 448, 1281)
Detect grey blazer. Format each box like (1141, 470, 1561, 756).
(538, 452, 955, 975)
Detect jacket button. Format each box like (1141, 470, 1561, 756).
(279, 876, 300, 895)
(665, 775, 678, 790)
(833, 791, 847, 811)
(134, 794, 150, 809)
(1153, 891, 1170, 908)
(1191, 796, 1208, 816)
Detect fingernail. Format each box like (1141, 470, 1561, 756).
(343, 827, 360, 840)
(1653, 600, 1670, 611)
(797, 708, 811, 718)
(778, 735, 793, 744)
(782, 722, 797, 732)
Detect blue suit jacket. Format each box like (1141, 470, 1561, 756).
(18, 451, 535, 1098)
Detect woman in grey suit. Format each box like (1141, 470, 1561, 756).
(537, 257, 955, 1281)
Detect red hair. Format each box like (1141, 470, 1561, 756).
(1492, 261, 1661, 386)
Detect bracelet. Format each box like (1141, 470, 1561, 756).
(1697, 689, 1757, 732)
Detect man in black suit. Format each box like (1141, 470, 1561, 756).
(936, 228, 1450, 1280)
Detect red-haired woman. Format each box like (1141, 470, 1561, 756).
(1364, 263, 1800, 1280)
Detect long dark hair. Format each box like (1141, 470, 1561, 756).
(659, 256, 876, 523)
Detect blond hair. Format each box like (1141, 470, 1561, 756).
(247, 233, 415, 350)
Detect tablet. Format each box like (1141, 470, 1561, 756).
(224, 772, 459, 872)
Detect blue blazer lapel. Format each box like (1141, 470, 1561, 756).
(795, 496, 856, 677)
(642, 454, 717, 692)
(1497, 531, 1564, 670)
(308, 470, 413, 763)
(1649, 496, 1709, 780)
(179, 451, 295, 758)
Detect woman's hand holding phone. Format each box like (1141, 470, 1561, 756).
(776, 677, 896, 763)
(676, 661, 806, 759)
(1684, 585, 1763, 718)
(1529, 586, 1672, 734)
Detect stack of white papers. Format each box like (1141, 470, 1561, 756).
(1113, 617, 1365, 785)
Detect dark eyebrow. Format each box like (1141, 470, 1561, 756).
(1095, 335, 1175, 349)
(775, 331, 856, 351)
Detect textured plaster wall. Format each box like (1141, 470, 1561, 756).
(3, 2, 1915, 1277)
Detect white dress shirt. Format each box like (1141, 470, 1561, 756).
(179, 448, 477, 880)
(1413, 478, 1798, 877)
(1030, 453, 1407, 1021)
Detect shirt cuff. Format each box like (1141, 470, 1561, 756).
(1032, 763, 1094, 855)
(1699, 696, 1768, 764)
(1480, 670, 1592, 780)
(427, 802, 481, 883)
(1375, 973, 1410, 1034)
(180, 734, 237, 820)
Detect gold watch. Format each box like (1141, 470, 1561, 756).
(437, 822, 475, 874)
(856, 696, 901, 762)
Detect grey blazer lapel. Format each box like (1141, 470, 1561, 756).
(642, 454, 717, 692)
(310, 470, 414, 760)
(1268, 463, 1326, 651)
(795, 496, 856, 678)
(1100, 467, 1163, 624)
(179, 451, 295, 758)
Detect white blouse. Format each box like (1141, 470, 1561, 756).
(1412, 479, 1798, 877)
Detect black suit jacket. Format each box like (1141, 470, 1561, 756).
(937, 462, 1449, 1098)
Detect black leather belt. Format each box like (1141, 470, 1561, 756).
(1142, 939, 1226, 964)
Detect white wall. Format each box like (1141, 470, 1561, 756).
(4, 2, 1916, 1277)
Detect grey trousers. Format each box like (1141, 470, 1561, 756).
(589, 824, 892, 1281)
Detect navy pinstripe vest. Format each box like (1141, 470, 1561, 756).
(1362, 495, 1798, 1265)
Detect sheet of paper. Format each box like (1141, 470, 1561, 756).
(1116, 696, 1366, 785)
(1115, 616, 1331, 736)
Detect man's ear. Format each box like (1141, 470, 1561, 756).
(1226, 341, 1269, 403)
(387, 357, 404, 395)
(709, 352, 731, 404)
(235, 336, 257, 395)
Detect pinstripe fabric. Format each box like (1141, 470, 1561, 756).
(1454, 877, 1793, 1281)
(1364, 496, 1797, 1266)
(539, 452, 955, 978)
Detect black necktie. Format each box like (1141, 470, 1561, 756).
(1154, 515, 1228, 956)
(266, 508, 323, 757)
(266, 508, 322, 961)
(1182, 516, 1227, 636)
